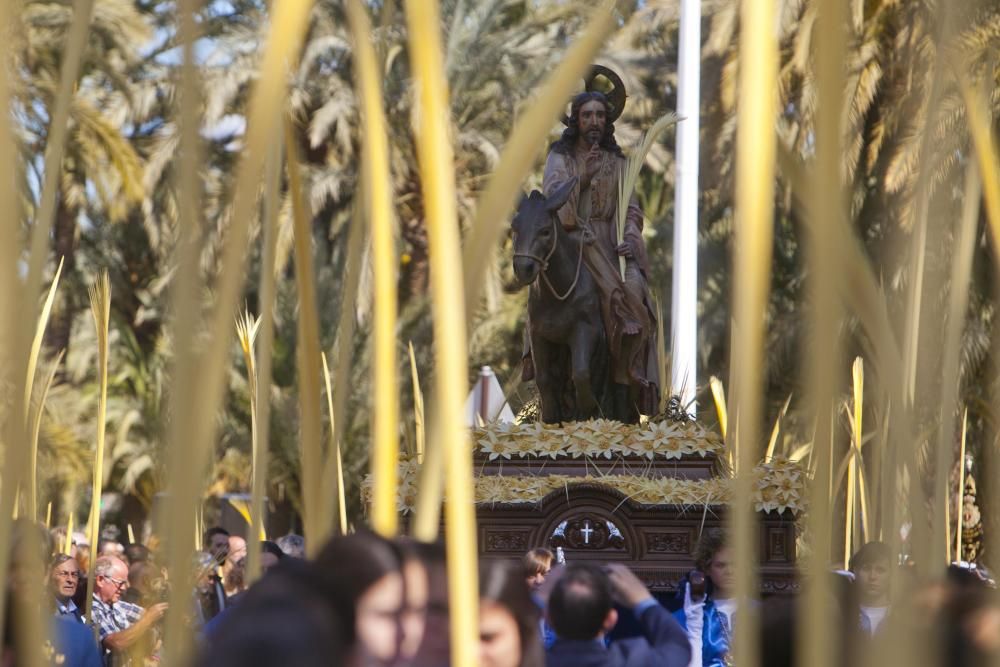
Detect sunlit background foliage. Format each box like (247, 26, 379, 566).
(15, 0, 999, 534)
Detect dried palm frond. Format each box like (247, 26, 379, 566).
(346, 0, 400, 538)
(403, 0, 479, 663)
(765, 394, 792, 462)
(248, 138, 282, 582)
(285, 116, 326, 553)
(84, 271, 111, 622)
(30, 350, 64, 526)
(409, 342, 426, 464)
(235, 309, 265, 575)
(616, 112, 680, 280)
(955, 408, 968, 561)
(709, 376, 729, 464)
(24, 257, 64, 521)
(322, 195, 365, 538)
(322, 352, 348, 536)
(729, 0, 780, 663)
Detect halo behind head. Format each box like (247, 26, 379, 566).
(583, 64, 626, 123)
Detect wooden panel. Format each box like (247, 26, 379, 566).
(474, 483, 800, 595)
(644, 529, 693, 556)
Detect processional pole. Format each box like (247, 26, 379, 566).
(670, 0, 701, 414)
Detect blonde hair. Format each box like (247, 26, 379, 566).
(522, 547, 554, 576)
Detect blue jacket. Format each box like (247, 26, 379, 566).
(546, 602, 691, 667)
(51, 617, 102, 667)
(673, 598, 738, 667)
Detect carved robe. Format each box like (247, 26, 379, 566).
(542, 145, 660, 415)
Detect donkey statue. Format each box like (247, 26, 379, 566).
(511, 177, 632, 423)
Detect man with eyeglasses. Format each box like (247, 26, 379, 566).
(91, 556, 168, 666)
(49, 554, 85, 623)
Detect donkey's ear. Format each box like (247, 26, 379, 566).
(514, 191, 529, 216)
(545, 176, 579, 212)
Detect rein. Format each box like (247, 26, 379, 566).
(513, 214, 584, 301)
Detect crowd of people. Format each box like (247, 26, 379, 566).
(5, 516, 1000, 667)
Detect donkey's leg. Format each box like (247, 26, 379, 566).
(531, 338, 562, 423)
(570, 323, 599, 419)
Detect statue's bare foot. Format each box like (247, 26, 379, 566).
(622, 321, 640, 336)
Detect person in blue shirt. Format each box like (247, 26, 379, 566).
(49, 554, 85, 623)
(5, 519, 102, 667)
(523, 548, 558, 649)
(673, 531, 738, 667)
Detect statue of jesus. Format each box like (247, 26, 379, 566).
(524, 87, 660, 418)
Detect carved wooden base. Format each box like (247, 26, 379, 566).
(476, 482, 799, 595)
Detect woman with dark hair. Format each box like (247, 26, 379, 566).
(479, 560, 545, 667)
(408, 540, 449, 667)
(313, 531, 409, 667)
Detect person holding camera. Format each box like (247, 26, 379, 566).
(544, 562, 690, 667)
(673, 531, 738, 667)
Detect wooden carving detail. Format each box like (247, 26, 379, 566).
(645, 531, 691, 554)
(760, 575, 799, 594)
(550, 515, 626, 551)
(484, 529, 529, 553)
(767, 527, 789, 562)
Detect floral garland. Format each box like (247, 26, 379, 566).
(472, 418, 725, 460)
(362, 455, 806, 515)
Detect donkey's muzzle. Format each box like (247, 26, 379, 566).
(513, 257, 540, 286)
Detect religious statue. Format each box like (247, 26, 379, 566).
(512, 67, 660, 424)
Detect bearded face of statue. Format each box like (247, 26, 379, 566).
(577, 99, 607, 149)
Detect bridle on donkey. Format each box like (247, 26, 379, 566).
(513, 212, 584, 301)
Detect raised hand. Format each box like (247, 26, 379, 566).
(145, 602, 169, 622)
(605, 563, 653, 608)
(582, 144, 601, 184)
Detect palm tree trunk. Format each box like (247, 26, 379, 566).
(47, 193, 78, 366)
(401, 216, 429, 299)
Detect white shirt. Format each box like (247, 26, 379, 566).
(860, 605, 889, 634)
(714, 597, 737, 630)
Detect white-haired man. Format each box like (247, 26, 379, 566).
(91, 556, 167, 665)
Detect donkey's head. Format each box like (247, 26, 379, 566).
(510, 177, 578, 286)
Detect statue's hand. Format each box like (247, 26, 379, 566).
(616, 242, 634, 260)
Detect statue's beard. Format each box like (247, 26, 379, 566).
(586, 129, 601, 144)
